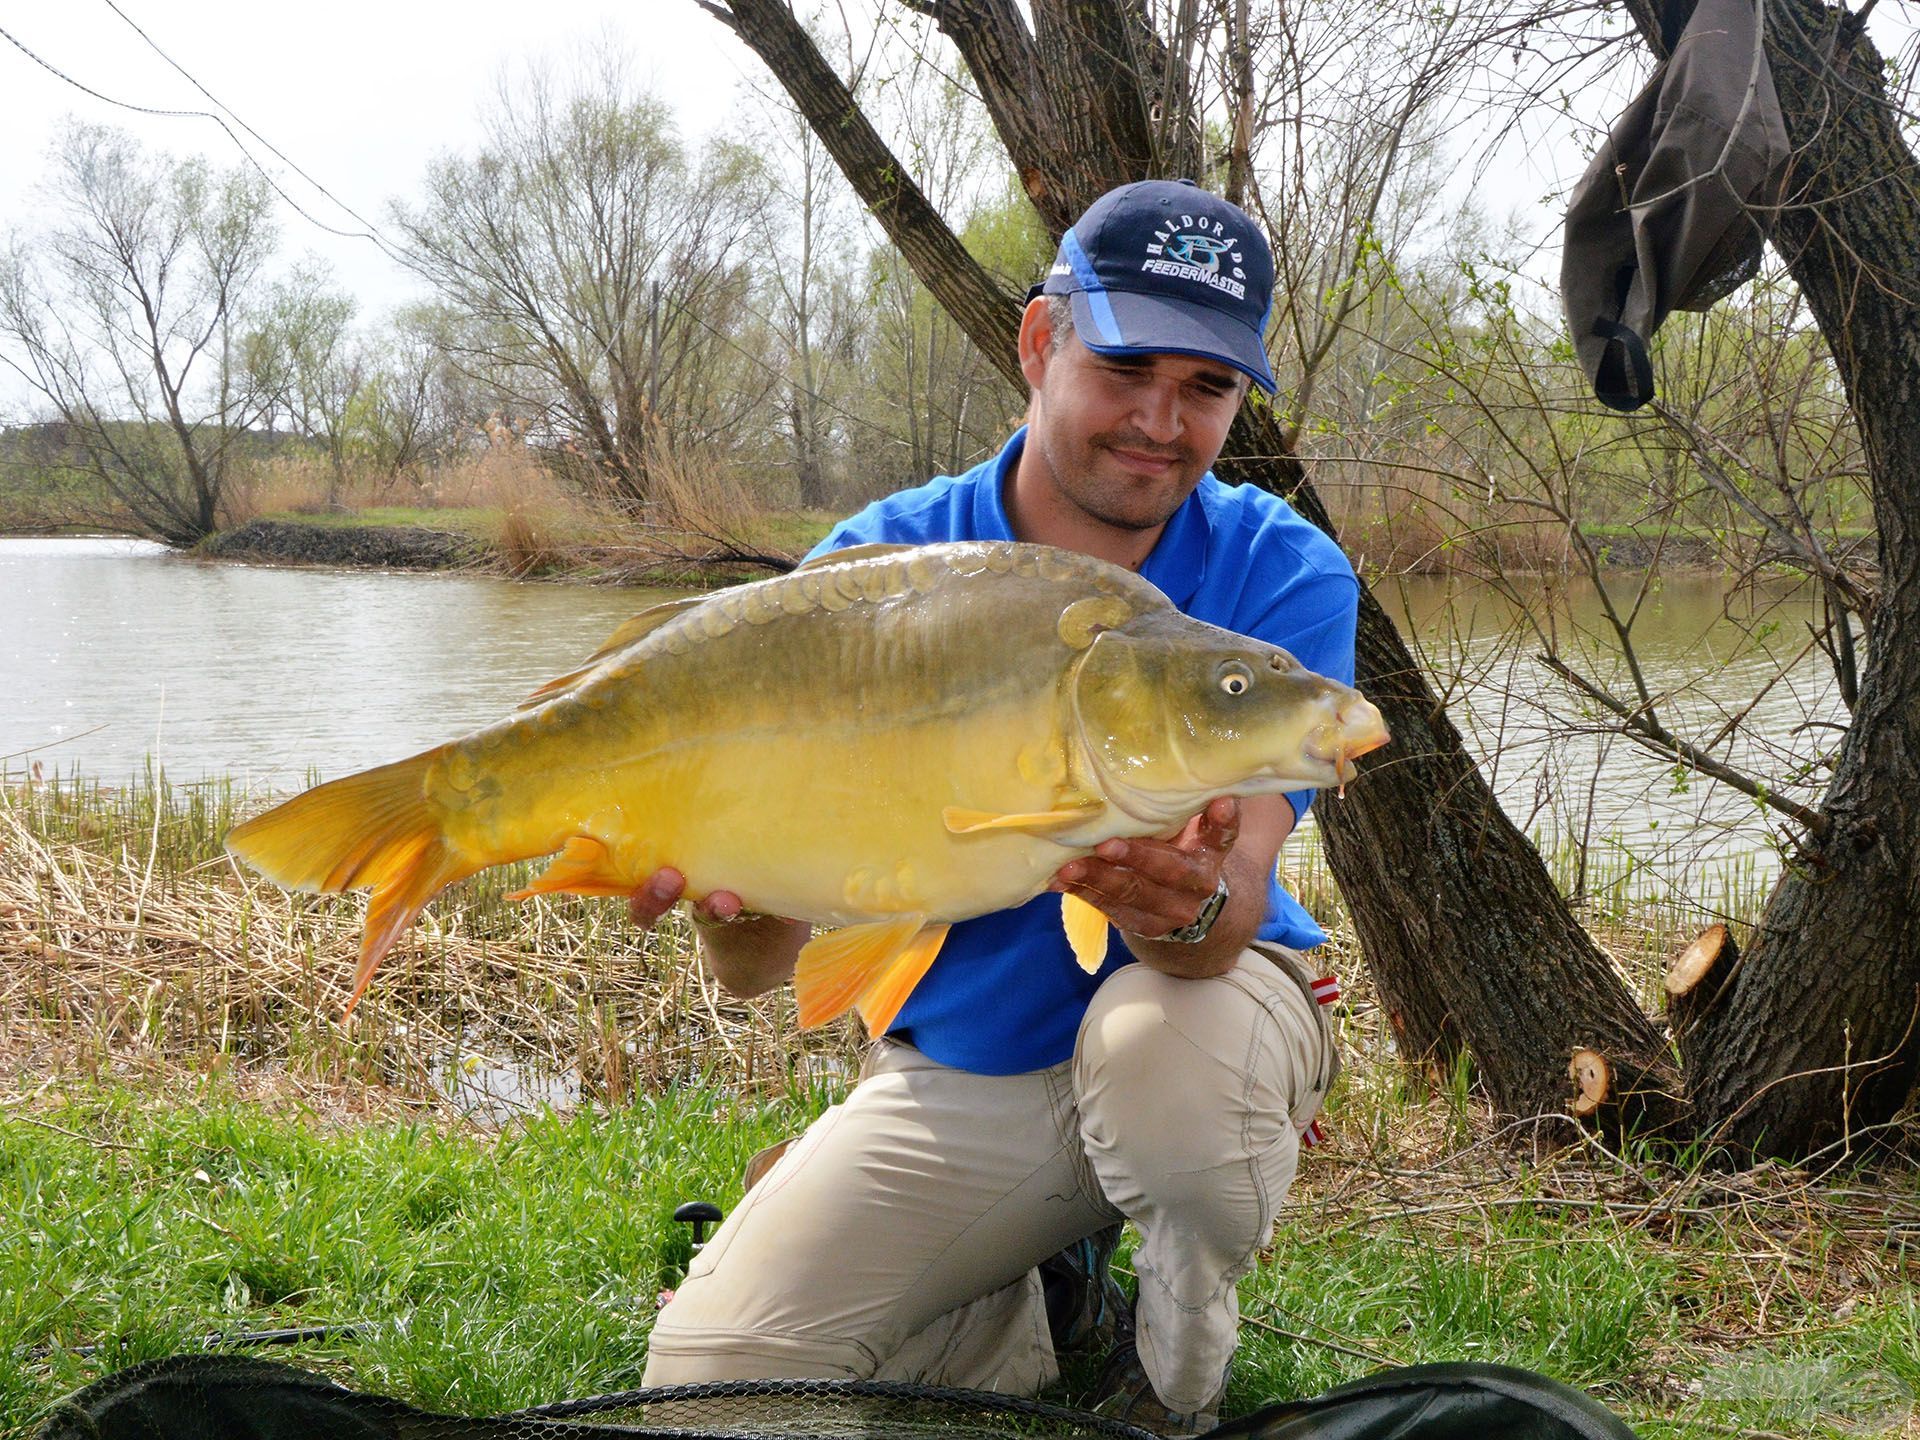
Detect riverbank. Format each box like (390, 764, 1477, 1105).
(184, 504, 842, 587)
(13, 502, 1871, 586)
(199, 518, 487, 571)
(4, 777, 1917, 1434)
(5, 1077, 1913, 1439)
(160, 511, 1802, 583)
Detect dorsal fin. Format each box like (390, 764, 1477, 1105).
(793, 542, 916, 572)
(518, 595, 703, 709)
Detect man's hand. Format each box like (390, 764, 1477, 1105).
(1049, 797, 1243, 976)
(628, 867, 810, 998)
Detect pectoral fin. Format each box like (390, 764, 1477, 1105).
(506, 835, 631, 899)
(1060, 893, 1111, 973)
(794, 915, 942, 1033)
(943, 803, 1102, 835)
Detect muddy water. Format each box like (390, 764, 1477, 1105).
(4, 538, 1845, 892)
(3, 538, 672, 787)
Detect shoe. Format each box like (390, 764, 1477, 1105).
(1089, 1338, 1225, 1437)
(741, 1135, 796, 1193)
(1039, 1222, 1130, 1361)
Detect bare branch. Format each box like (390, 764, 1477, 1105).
(1540, 653, 1831, 835)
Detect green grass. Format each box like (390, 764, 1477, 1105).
(0, 1085, 822, 1431)
(2, 1085, 1912, 1438)
(746, 510, 838, 556)
(1234, 1199, 1918, 1438)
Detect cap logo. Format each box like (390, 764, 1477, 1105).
(1142, 213, 1247, 299)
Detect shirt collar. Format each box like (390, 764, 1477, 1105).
(984, 426, 1212, 606)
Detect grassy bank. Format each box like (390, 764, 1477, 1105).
(203, 448, 841, 586)
(3, 777, 1917, 1437)
(6, 1082, 1915, 1437)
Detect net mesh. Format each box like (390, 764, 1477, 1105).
(36, 1354, 1646, 1440)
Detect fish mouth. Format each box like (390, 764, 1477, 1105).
(1304, 699, 1391, 787)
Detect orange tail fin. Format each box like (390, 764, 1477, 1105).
(226, 748, 477, 1015)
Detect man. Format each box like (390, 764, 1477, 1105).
(630, 179, 1359, 1435)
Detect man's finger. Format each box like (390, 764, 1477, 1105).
(1056, 870, 1216, 939)
(1082, 841, 1214, 896)
(1054, 876, 1176, 936)
(629, 867, 686, 926)
(1192, 796, 1240, 854)
(692, 890, 746, 924)
(1055, 849, 1211, 927)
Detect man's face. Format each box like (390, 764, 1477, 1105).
(1019, 300, 1250, 535)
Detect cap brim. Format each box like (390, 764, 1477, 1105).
(1070, 289, 1276, 395)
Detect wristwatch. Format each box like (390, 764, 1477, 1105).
(1161, 876, 1230, 944)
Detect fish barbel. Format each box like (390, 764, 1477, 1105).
(225, 541, 1389, 1033)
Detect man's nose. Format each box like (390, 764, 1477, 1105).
(1131, 380, 1182, 443)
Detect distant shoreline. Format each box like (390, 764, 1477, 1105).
(179, 515, 1735, 580)
(6, 516, 1852, 581)
(197, 518, 485, 571)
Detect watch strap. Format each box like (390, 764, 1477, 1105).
(1161, 875, 1230, 944)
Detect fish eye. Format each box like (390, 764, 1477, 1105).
(1219, 662, 1253, 696)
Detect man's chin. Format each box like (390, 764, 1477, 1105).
(1087, 461, 1197, 527)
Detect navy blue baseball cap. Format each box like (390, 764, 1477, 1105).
(1032, 179, 1277, 394)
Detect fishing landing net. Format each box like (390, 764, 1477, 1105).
(37, 1354, 1645, 1439)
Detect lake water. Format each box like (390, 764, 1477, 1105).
(2, 538, 674, 789)
(2, 538, 1847, 899)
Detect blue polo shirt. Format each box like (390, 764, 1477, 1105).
(809, 427, 1359, 1073)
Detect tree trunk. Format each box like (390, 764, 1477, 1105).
(1620, 0, 1920, 1158)
(1219, 411, 1683, 1133)
(701, 0, 1682, 1131)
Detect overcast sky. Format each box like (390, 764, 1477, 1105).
(6, 0, 1912, 384)
(0, 0, 757, 317)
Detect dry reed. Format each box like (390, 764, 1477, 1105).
(1312, 449, 1576, 577)
(222, 457, 425, 524)
(0, 775, 863, 1114)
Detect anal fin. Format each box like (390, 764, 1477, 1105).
(506, 835, 632, 899)
(793, 915, 928, 1031)
(1061, 893, 1111, 973)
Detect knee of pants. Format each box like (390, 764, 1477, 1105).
(1074, 963, 1304, 1220)
(643, 1301, 874, 1385)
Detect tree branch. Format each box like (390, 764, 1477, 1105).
(1540, 652, 1831, 835)
(695, 0, 1023, 384)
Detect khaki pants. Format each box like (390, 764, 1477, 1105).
(643, 946, 1338, 1414)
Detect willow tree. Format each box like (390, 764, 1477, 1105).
(0, 122, 277, 543)
(390, 50, 769, 506)
(692, 0, 1919, 1160)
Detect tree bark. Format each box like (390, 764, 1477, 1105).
(1620, 0, 1920, 1157)
(702, 0, 1684, 1132)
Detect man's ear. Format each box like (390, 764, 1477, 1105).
(1017, 296, 1055, 391)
